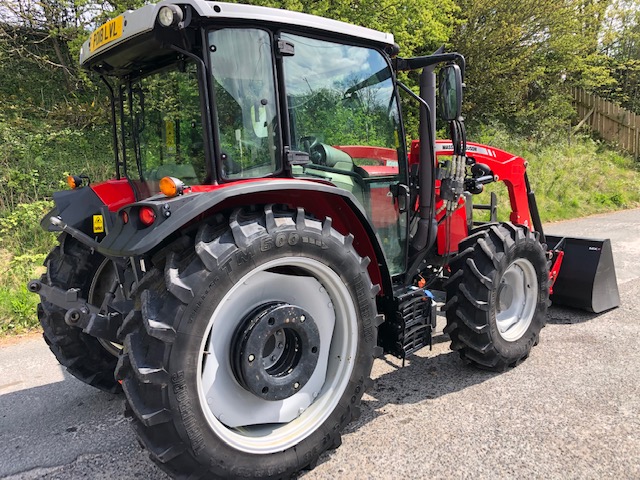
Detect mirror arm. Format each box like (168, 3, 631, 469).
(395, 53, 466, 78)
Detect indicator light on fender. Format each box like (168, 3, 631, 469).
(159, 176, 184, 197)
(67, 175, 83, 189)
(139, 206, 156, 226)
(121, 211, 129, 224)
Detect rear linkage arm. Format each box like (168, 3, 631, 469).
(28, 215, 144, 343)
(27, 280, 124, 343)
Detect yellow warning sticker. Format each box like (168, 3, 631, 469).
(93, 214, 104, 234)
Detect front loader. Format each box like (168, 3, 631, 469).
(28, 1, 619, 478)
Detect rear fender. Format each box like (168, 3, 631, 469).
(42, 179, 136, 237)
(96, 179, 390, 295)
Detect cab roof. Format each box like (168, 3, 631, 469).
(80, 0, 395, 72)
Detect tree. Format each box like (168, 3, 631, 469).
(597, 0, 640, 113)
(450, 0, 613, 136)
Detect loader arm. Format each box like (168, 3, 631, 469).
(435, 140, 533, 229)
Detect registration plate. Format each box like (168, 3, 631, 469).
(89, 16, 124, 52)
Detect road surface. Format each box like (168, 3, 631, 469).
(1, 209, 639, 479)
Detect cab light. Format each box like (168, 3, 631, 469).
(139, 207, 156, 226)
(67, 175, 83, 189)
(157, 5, 183, 27)
(159, 176, 184, 197)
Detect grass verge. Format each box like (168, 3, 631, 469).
(472, 128, 640, 222)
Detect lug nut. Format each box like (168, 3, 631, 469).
(248, 354, 255, 362)
(294, 382, 300, 389)
(300, 315, 305, 323)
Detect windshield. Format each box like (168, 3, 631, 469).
(119, 60, 207, 196)
(208, 28, 280, 179)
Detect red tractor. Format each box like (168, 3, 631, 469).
(29, 1, 620, 478)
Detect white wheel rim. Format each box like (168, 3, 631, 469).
(196, 257, 358, 454)
(495, 258, 538, 342)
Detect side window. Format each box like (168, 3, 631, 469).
(125, 60, 206, 198)
(282, 34, 407, 275)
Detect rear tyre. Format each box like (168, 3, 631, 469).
(38, 234, 121, 393)
(444, 223, 549, 370)
(116, 205, 380, 479)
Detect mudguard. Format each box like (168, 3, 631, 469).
(69, 179, 391, 294)
(41, 187, 111, 237)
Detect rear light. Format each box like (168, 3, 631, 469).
(139, 207, 156, 226)
(121, 211, 129, 224)
(159, 176, 184, 197)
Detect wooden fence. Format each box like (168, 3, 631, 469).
(572, 87, 640, 160)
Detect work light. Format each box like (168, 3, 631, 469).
(157, 5, 183, 27)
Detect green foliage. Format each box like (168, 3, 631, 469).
(0, 201, 57, 253)
(450, 0, 613, 137)
(0, 202, 56, 333)
(240, 0, 458, 57)
(0, 120, 114, 210)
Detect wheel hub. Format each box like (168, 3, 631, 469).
(231, 302, 320, 401)
(495, 258, 538, 342)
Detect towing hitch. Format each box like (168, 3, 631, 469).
(27, 279, 123, 343)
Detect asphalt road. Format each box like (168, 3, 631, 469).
(1, 209, 639, 479)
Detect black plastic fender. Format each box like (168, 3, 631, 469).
(41, 187, 109, 236)
(95, 179, 392, 294)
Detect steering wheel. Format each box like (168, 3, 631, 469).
(300, 136, 325, 165)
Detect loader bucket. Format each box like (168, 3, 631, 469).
(546, 235, 620, 313)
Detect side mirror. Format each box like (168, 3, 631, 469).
(438, 64, 463, 121)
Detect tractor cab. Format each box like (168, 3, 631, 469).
(80, 0, 459, 277)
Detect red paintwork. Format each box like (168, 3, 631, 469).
(548, 250, 565, 294)
(91, 179, 136, 212)
(360, 166, 398, 176)
(435, 198, 468, 256)
(334, 145, 398, 165)
(435, 140, 533, 228)
(407, 139, 535, 255)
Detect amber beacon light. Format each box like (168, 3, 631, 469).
(159, 176, 184, 197)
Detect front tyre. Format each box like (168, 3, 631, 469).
(116, 205, 380, 479)
(444, 223, 549, 371)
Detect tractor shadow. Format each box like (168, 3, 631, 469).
(302, 339, 501, 473)
(0, 375, 158, 479)
(345, 337, 499, 435)
(546, 304, 603, 325)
